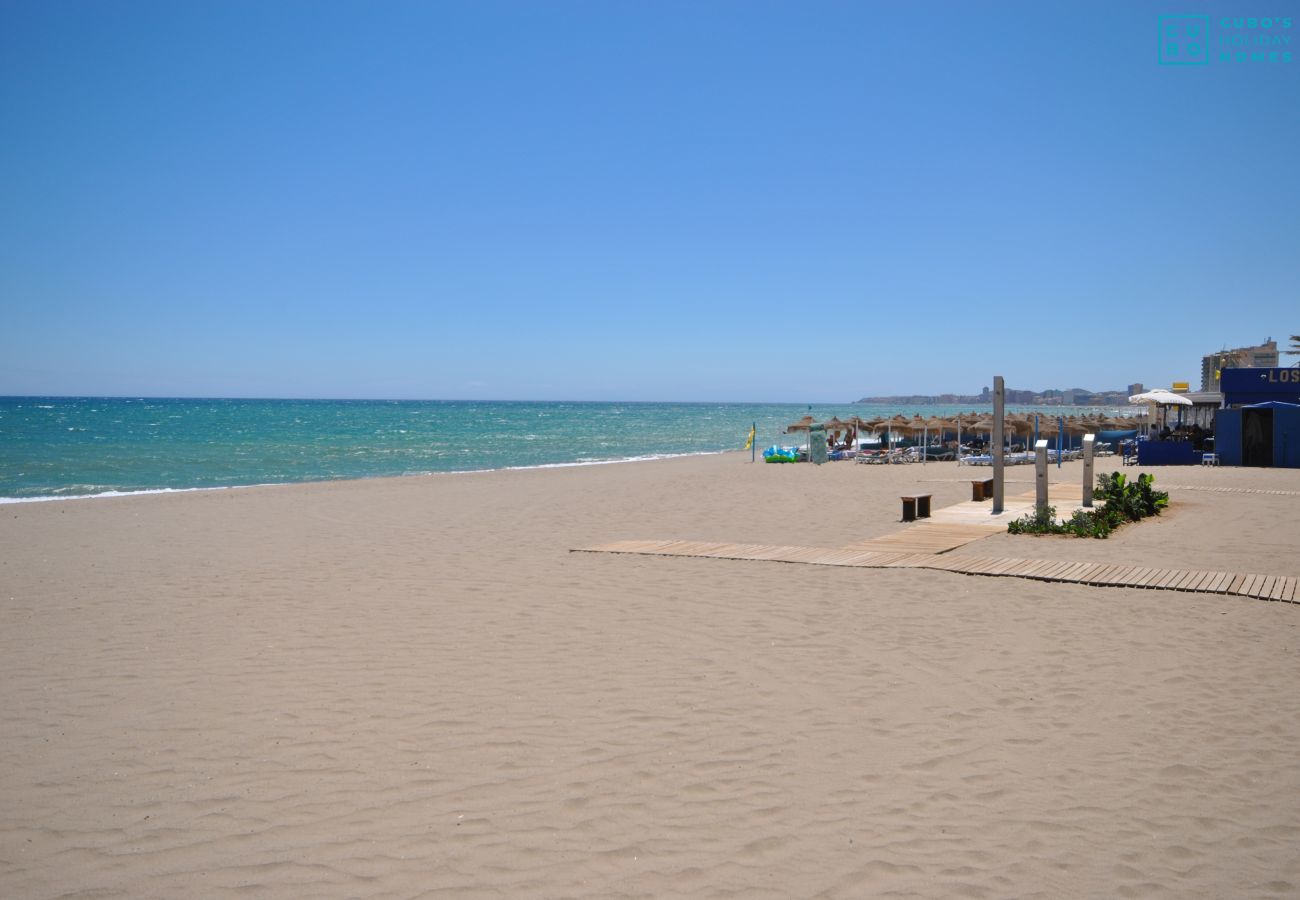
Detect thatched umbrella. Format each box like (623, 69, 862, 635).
(822, 416, 852, 446)
(784, 415, 815, 434)
(948, 411, 980, 454)
(1004, 414, 1033, 444)
(919, 415, 949, 462)
(1064, 416, 1093, 447)
(882, 414, 911, 450)
(966, 416, 997, 452)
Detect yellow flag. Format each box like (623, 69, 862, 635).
(744, 425, 755, 450)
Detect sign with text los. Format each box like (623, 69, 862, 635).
(1220, 367, 1300, 405)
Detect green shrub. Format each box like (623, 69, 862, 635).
(1008, 505, 1058, 534)
(1007, 473, 1167, 539)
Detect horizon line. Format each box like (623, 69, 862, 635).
(0, 393, 1138, 407)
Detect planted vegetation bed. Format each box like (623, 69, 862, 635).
(1008, 473, 1169, 539)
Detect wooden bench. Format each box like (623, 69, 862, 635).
(970, 477, 994, 501)
(900, 493, 932, 522)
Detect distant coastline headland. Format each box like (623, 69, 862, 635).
(856, 386, 1138, 406)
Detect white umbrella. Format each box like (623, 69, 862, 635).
(1129, 388, 1192, 434)
(1128, 389, 1192, 406)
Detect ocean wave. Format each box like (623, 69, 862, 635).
(0, 451, 735, 503)
(0, 485, 250, 504)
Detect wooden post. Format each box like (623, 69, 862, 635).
(1082, 434, 1095, 507)
(992, 376, 1005, 514)
(1035, 439, 1049, 514)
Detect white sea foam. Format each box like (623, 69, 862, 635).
(0, 484, 271, 504)
(0, 450, 735, 504)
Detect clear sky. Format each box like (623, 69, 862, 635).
(2, 1, 1297, 402)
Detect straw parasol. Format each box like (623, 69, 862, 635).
(822, 416, 851, 436)
(882, 414, 911, 447)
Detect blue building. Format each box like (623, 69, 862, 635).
(1215, 368, 1300, 468)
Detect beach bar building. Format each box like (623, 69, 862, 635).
(1214, 367, 1300, 468)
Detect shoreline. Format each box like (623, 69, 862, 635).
(0, 447, 735, 504)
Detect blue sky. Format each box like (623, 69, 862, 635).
(2, 1, 1297, 401)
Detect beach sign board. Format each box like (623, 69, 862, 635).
(809, 424, 827, 465)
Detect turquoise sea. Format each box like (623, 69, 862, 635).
(0, 397, 1118, 501)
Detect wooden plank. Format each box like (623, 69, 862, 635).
(1041, 560, 1076, 579)
(1117, 567, 1150, 587)
(1106, 566, 1136, 586)
(895, 553, 938, 568)
(1143, 569, 1168, 588)
(1159, 569, 1190, 590)
(1040, 560, 1076, 580)
(1091, 565, 1123, 585)
(1132, 567, 1163, 587)
(579, 535, 1296, 608)
(985, 559, 1018, 576)
(1131, 567, 1161, 587)
(1035, 560, 1072, 579)
(1109, 565, 1140, 585)
(1204, 571, 1229, 593)
(1050, 562, 1086, 582)
(1021, 560, 1055, 578)
(819, 549, 866, 565)
(1078, 563, 1112, 584)
(1268, 576, 1288, 601)
(1095, 565, 1127, 585)
(838, 551, 881, 567)
(688, 542, 726, 556)
(1067, 563, 1100, 584)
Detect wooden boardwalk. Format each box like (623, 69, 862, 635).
(575, 486, 1299, 605)
(925, 478, 1300, 498)
(842, 486, 1084, 555)
(574, 539, 1300, 604)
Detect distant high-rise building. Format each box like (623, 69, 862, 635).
(1201, 340, 1278, 390)
(1127, 382, 1144, 396)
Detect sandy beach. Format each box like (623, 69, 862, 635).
(2, 453, 1299, 898)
